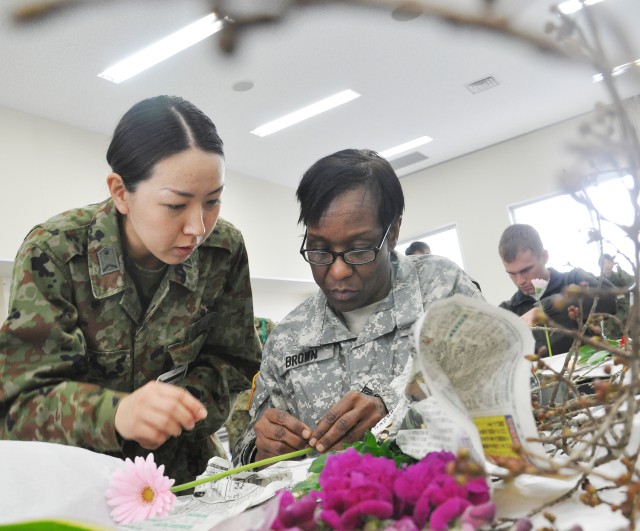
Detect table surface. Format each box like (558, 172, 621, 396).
(0, 440, 636, 530)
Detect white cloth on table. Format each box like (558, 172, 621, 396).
(0, 439, 636, 530)
(0, 440, 124, 527)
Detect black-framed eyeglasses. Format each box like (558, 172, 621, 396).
(299, 223, 393, 266)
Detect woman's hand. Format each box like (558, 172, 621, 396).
(253, 408, 312, 462)
(309, 390, 386, 453)
(114, 381, 207, 449)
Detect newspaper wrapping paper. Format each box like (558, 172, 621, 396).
(120, 456, 313, 531)
(395, 294, 546, 468)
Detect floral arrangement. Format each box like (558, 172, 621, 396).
(35, 0, 635, 528)
(272, 447, 494, 531)
(104, 435, 495, 530)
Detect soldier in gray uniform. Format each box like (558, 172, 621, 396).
(0, 96, 261, 484)
(234, 148, 482, 465)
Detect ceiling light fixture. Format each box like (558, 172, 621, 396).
(557, 0, 605, 15)
(98, 13, 223, 83)
(250, 90, 360, 137)
(380, 136, 433, 159)
(592, 59, 640, 82)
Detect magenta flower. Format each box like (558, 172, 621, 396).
(394, 451, 492, 529)
(105, 453, 176, 525)
(384, 516, 420, 530)
(394, 451, 454, 512)
(460, 501, 496, 530)
(461, 476, 491, 505)
(429, 497, 471, 531)
(272, 490, 319, 531)
(272, 448, 493, 531)
(317, 448, 400, 530)
(413, 475, 469, 527)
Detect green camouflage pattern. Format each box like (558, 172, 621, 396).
(0, 199, 261, 484)
(254, 316, 276, 346)
(603, 267, 634, 339)
(233, 252, 483, 464)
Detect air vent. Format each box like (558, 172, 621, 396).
(389, 151, 428, 171)
(465, 76, 499, 94)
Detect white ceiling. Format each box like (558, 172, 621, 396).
(1, 0, 639, 189)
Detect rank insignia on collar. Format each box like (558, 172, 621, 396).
(98, 246, 120, 275)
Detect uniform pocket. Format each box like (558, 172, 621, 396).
(167, 336, 204, 366)
(86, 348, 131, 388)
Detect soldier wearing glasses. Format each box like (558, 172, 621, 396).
(234, 149, 482, 465)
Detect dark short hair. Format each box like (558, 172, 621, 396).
(498, 224, 544, 262)
(405, 241, 430, 255)
(600, 253, 615, 266)
(296, 148, 405, 228)
(106, 95, 223, 192)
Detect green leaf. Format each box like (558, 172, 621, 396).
(587, 349, 611, 366)
(577, 340, 617, 365)
(292, 472, 320, 495)
(351, 432, 417, 467)
(290, 431, 417, 497)
(308, 452, 329, 473)
(292, 452, 328, 496)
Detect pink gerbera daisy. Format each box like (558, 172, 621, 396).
(105, 453, 176, 524)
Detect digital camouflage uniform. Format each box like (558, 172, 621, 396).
(233, 252, 483, 464)
(0, 200, 261, 484)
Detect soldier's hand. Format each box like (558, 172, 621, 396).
(114, 381, 207, 450)
(253, 408, 311, 462)
(309, 390, 386, 453)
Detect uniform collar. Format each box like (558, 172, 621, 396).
(87, 200, 200, 300)
(313, 251, 425, 346)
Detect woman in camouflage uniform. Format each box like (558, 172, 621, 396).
(0, 96, 261, 484)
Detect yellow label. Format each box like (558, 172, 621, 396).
(473, 415, 520, 458)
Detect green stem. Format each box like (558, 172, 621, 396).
(544, 324, 553, 357)
(170, 447, 314, 493)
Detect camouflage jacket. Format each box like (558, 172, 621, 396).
(0, 200, 261, 484)
(603, 267, 635, 339)
(233, 252, 483, 464)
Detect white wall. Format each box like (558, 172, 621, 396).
(0, 106, 111, 261)
(399, 114, 592, 306)
(0, 104, 597, 318)
(0, 105, 312, 321)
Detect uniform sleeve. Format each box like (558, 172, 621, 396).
(437, 259, 484, 302)
(421, 256, 484, 302)
(455, 274, 484, 300)
(0, 242, 124, 451)
(176, 236, 262, 442)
